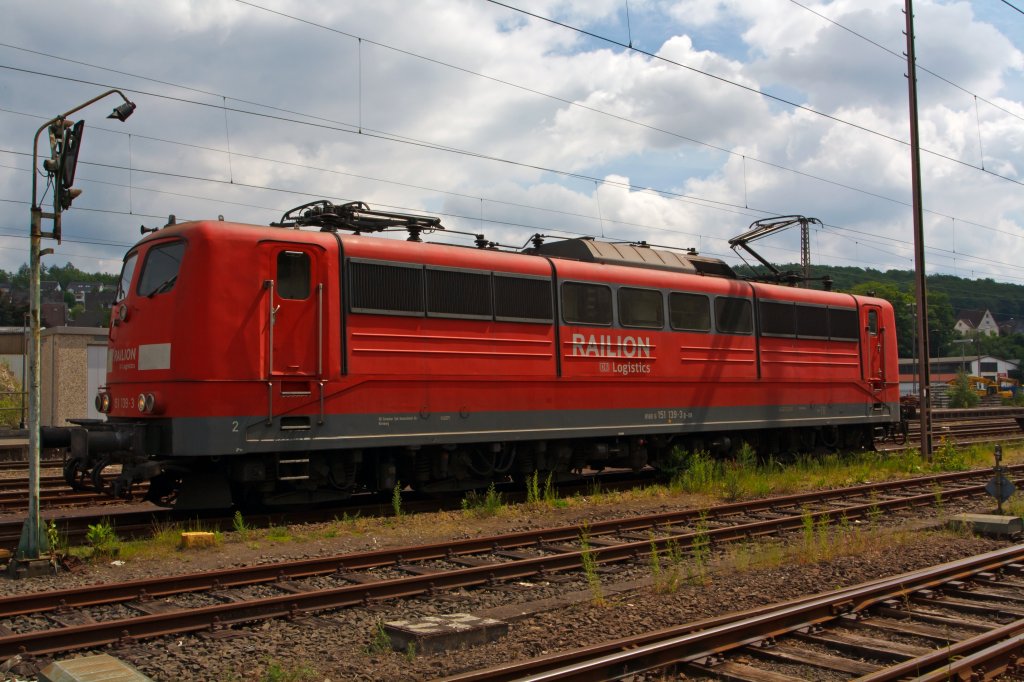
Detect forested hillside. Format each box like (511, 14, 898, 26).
(735, 262, 1024, 365)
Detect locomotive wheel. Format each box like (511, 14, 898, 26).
(90, 457, 111, 493)
(143, 473, 179, 506)
(63, 458, 90, 492)
(893, 421, 909, 445)
(820, 425, 840, 449)
(111, 475, 133, 500)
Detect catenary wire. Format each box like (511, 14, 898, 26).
(1, 33, 1020, 242)
(0, 8, 1019, 274)
(5, 150, 1023, 279)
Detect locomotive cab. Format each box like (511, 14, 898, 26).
(62, 233, 188, 500)
(60, 220, 358, 507)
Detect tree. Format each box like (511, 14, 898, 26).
(926, 290, 957, 357)
(947, 370, 980, 408)
(11, 264, 29, 289)
(0, 292, 27, 326)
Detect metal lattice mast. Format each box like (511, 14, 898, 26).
(801, 219, 810, 287)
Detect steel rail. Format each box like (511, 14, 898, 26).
(855, 617, 1024, 681)
(0, 466, 1013, 616)
(0, 462, 1006, 547)
(0, 472, 1014, 658)
(444, 544, 1024, 682)
(0, 466, 1014, 618)
(0, 489, 124, 511)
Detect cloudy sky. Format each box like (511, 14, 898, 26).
(2, 0, 1023, 287)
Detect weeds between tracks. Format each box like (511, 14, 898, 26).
(51, 441, 1021, 567)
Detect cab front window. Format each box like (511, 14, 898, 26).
(137, 240, 186, 297)
(115, 251, 138, 302)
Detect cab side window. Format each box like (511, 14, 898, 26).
(136, 241, 185, 297)
(277, 251, 310, 300)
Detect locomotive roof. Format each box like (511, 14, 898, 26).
(140, 221, 730, 274)
(530, 237, 736, 278)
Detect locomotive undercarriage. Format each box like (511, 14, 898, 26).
(51, 420, 879, 509)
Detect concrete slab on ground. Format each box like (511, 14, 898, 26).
(38, 654, 152, 682)
(948, 513, 1023, 538)
(384, 613, 508, 653)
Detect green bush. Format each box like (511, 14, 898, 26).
(0, 361, 23, 428)
(462, 483, 505, 518)
(85, 520, 119, 557)
(947, 370, 980, 408)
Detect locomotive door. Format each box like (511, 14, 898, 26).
(862, 304, 884, 390)
(263, 244, 323, 379)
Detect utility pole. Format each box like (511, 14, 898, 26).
(905, 0, 932, 458)
(12, 90, 136, 578)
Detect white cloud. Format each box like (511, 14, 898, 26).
(0, 0, 1022, 290)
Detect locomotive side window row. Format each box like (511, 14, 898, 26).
(348, 260, 861, 342)
(347, 260, 553, 323)
(563, 285, 858, 342)
(563, 283, 750, 335)
(758, 300, 859, 341)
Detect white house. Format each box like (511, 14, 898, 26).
(954, 309, 999, 337)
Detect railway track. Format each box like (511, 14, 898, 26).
(0, 474, 143, 512)
(0, 467, 1016, 667)
(0, 428, 1018, 547)
(448, 544, 1024, 681)
(0, 470, 666, 546)
(0, 452, 1014, 548)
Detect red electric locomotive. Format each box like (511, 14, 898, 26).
(56, 201, 900, 507)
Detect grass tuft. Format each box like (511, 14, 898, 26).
(461, 482, 506, 518)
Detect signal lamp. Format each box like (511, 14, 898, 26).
(56, 120, 85, 211)
(107, 101, 137, 122)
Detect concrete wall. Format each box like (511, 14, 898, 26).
(41, 327, 108, 427)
